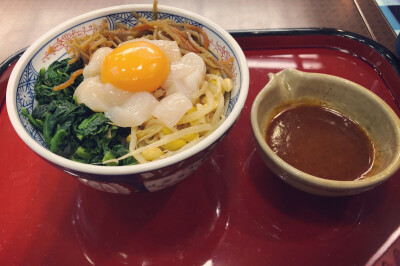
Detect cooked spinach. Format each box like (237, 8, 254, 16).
(22, 59, 137, 166)
(34, 59, 83, 104)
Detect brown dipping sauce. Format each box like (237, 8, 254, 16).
(265, 102, 375, 181)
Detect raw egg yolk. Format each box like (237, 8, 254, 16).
(101, 41, 169, 92)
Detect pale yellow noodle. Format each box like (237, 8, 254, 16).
(178, 90, 215, 124)
(129, 127, 138, 151)
(192, 80, 208, 100)
(158, 135, 206, 159)
(133, 153, 147, 164)
(103, 123, 213, 164)
(212, 92, 225, 126)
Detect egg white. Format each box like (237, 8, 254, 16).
(73, 39, 206, 128)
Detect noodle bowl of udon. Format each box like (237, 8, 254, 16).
(6, 4, 249, 194)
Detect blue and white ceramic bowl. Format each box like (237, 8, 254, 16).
(7, 4, 249, 194)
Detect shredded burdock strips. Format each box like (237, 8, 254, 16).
(63, 3, 232, 82)
(56, 9, 233, 93)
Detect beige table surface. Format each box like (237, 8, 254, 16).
(0, 0, 396, 63)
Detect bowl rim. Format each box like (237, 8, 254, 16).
(250, 68, 400, 192)
(6, 4, 249, 175)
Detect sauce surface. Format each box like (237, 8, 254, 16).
(265, 103, 374, 181)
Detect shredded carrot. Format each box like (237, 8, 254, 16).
(185, 24, 209, 49)
(169, 26, 199, 53)
(53, 69, 84, 91)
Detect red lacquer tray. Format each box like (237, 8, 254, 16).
(1, 29, 400, 266)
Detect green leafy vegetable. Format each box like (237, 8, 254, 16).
(34, 59, 83, 104)
(50, 128, 68, 153)
(22, 59, 137, 166)
(21, 107, 43, 131)
(75, 113, 111, 140)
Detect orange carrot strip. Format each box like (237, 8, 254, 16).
(53, 69, 84, 91)
(169, 26, 188, 40)
(185, 24, 209, 49)
(169, 27, 199, 53)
